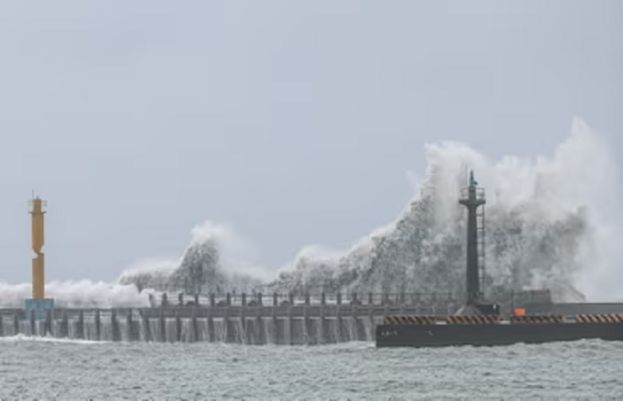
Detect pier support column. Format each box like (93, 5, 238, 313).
(95, 309, 101, 341)
(127, 310, 135, 341)
(303, 293, 311, 344)
(77, 310, 84, 339)
(319, 292, 326, 344)
(141, 311, 151, 342)
(224, 307, 230, 343)
(159, 308, 166, 342)
(319, 303, 326, 344)
(207, 308, 214, 342)
(191, 308, 198, 342)
(29, 310, 36, 336)
(45, 309, 53, 336)
(383, 303, 389, 325)
(352, 304, 358, 341)
(368, 304, 375, 341)
(239, 304, 246, 344)
(336, 305, 343, 343)
(61, 311, 68, 337)
(287, 305, 293, 345)
(271, 305, 278, 345)
(111, 309, 120, 342)
(303, 304, 311, 345)
(255, 307, 264, 345)
(175, 311, 182, 342)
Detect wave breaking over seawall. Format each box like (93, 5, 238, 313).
(275, 119, 621, 301)
(120, 118, 621, 302)
(0, 281, 153, 308)
(2, 118, 618, 307)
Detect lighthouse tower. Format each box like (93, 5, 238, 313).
(25, 196, 54, 317)
(459, 171, 486, 306)
(456, 172, 500, 316)
(31, 197, 46, 299)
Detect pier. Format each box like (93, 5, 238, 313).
(0, 292, 460, 344)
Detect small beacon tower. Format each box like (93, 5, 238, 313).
(459, 171, 486, 306)
(25, 196, 54, 316)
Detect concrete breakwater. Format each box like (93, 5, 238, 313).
(0, 292, 460, 344)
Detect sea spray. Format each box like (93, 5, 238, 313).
(274, 118, 620, 301)
(119, 221, 268, 294)
(120, 118, 620, 301)
(2, 118, 618, 306)
(0, 280, 153, 308)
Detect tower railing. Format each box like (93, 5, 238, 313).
(459, 187, 486, 201)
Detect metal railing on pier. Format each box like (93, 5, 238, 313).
(155, 291, 458, 308)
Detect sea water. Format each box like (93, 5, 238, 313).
(0, 337, 621, 400)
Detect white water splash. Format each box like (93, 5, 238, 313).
(0, 334, 104, 345)
(119, 221, 270, 294)
(123, 118, 622, 301)
(2, 118, 619, 306)
(276, 118, 623, 301)
(0, 280, 153, 308)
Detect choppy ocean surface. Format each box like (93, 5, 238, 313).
(1, 336, 622, 400)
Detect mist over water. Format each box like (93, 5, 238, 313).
(1, 118, 620, 306)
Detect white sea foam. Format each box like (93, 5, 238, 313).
(0, 333, 104, 345)
(0, 280, 152, 308)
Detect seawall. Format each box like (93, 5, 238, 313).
(0, 292, 460, 344)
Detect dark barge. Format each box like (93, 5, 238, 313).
(376, 172, 623, 347)
(376, 314, 623, 347)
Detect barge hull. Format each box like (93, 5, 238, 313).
(376, 322, 623, 347)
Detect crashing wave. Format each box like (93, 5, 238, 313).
(119, 221, 264, 295)
(1, 119, 616, 308)
(120, 118, 620, 302)
(273, 183, 590, 301)
(273, 119, 617, 302)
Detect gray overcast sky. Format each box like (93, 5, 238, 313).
(0, 1, 621, 283)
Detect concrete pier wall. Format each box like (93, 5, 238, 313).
(0, 292, 460, 344)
